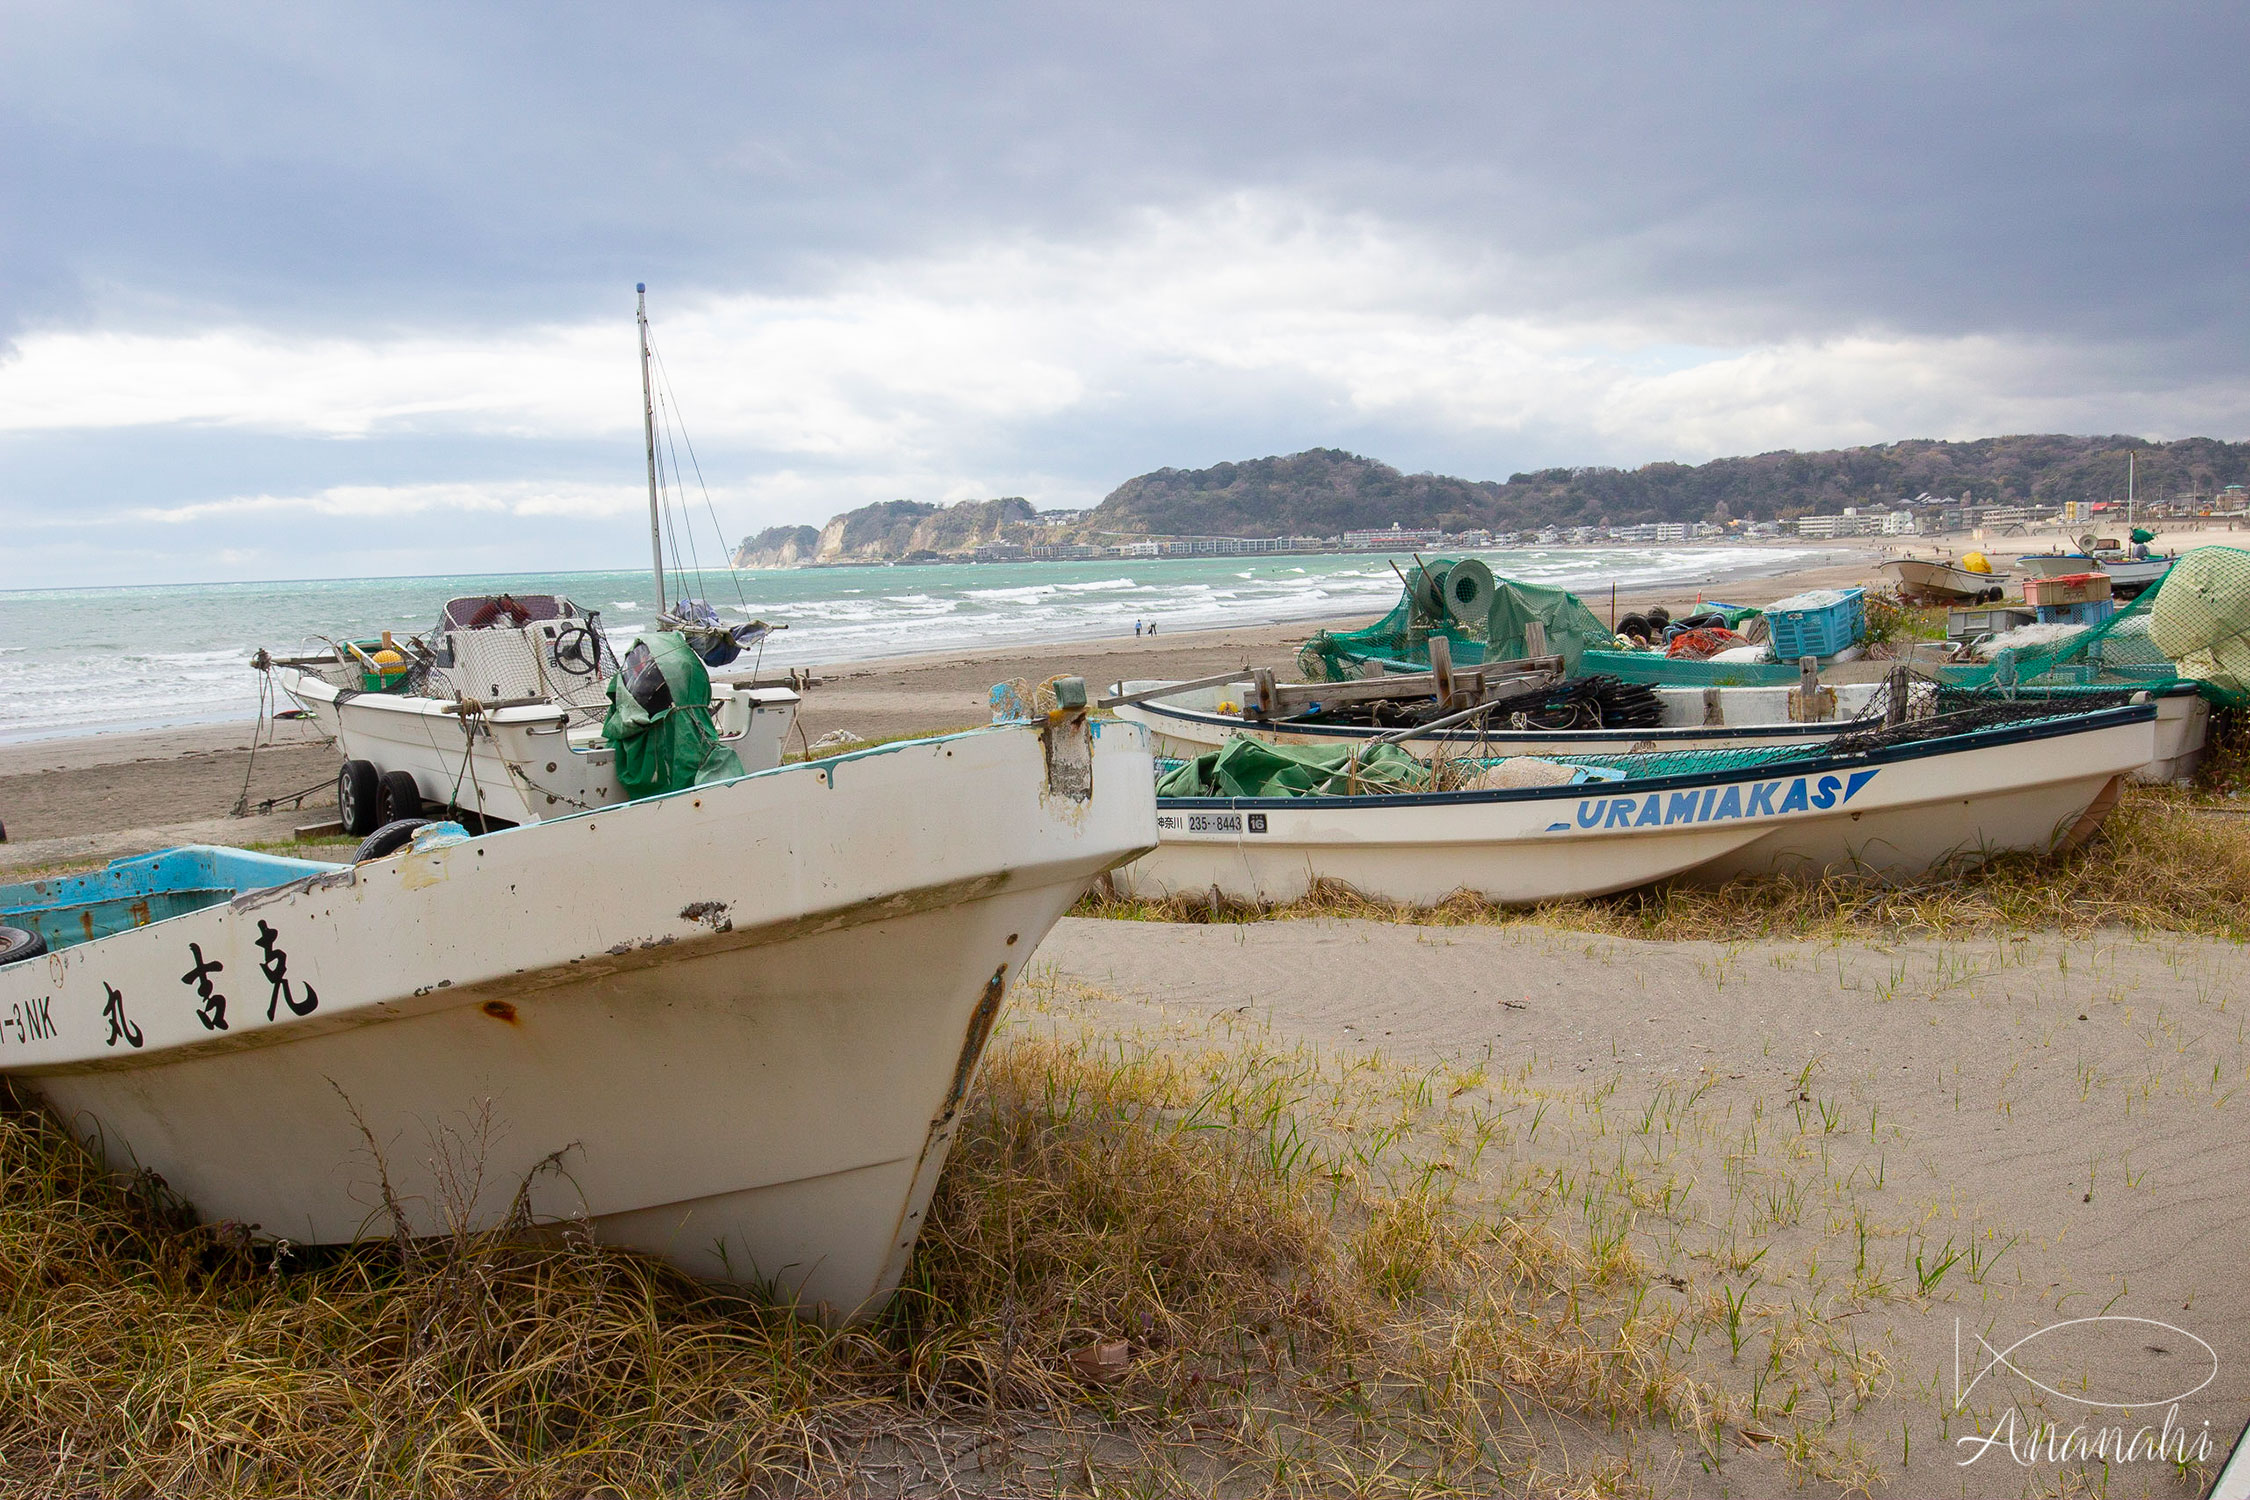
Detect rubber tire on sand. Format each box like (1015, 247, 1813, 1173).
(355, 818, 432, 863)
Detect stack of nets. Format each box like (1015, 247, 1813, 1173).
(1298, 547, 2250, 708)
(1288, 674, 1663, 732)
(1937, 546, 2250, 707)
(1298, 561, 1621, 681)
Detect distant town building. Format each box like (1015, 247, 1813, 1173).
(1342, 525, 1446, 550)
(1793, 511, 1913, 538)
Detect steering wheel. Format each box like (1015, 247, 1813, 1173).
(552, 623, 602, 676)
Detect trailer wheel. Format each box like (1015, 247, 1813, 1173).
(378, 770, 423, 825)
(0, 925, 47, 966)
(338, 759, 380, 836)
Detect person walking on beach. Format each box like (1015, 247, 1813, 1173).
(1134, 620, 1143, 637)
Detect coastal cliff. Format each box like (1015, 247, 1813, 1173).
(735, 436, 2250, 564)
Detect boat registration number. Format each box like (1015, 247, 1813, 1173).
(1160, 812, 1246, 834)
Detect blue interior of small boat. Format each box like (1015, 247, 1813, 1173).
(0, 846, 350, 955)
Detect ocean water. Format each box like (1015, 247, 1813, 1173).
(0, 546, 1833, 742)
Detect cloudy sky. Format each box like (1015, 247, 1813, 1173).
(4, 3, 2245, 586)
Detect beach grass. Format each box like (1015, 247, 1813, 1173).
(0, 981, 1815, 1498)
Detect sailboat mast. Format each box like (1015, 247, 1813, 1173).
(637, 282, 667, 619)
(2128, 450, 2136, 529)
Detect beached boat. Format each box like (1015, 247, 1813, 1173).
(1880, 556, 2007, 603)
(1113, 701, 2155, 906)
(1108, 674, 2208, 785)
(2096, 554, 2175, 597)
(0, 711, 1156, 1324)
(268, 593, 799, 829)
(2015, 551, 2099, 579)
(1112, 673, 1894, 758)
(2017, 549, 2173, 596)
(266, 286, 799, 831)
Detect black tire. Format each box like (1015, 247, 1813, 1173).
(0, 925, 47, 966)
(355, 818, 432, 863)
(338, 759, 380, 836)
(378, 770, 423, 825)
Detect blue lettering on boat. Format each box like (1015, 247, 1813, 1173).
(1556, 769, 1880, 834)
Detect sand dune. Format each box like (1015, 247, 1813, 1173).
(1043, 915, 2250, 1497)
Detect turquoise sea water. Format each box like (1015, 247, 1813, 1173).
(0, 546, 1832, 741)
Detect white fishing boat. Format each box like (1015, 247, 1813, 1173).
(1880, 556, 2007, 603)
(2018, 548, 2173, 595)
(265, 284, 798, 832)
(2097, 554, 2175, 596)
(0, 709, 1156, 1324)
(1108, 674, 2208, 784)
(1112, 674, 1893, 758)
(1113, 701, 2155, 906)
(268, 593, 799, 829)
(2015, 551, 2099, 580)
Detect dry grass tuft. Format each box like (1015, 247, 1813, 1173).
(1084, 781, 2250, 942)
(0, 1016, 1732, 1496)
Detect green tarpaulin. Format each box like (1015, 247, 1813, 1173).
(1299, 559, 1620, 679)
(1481, 575, 1618, 670)
(601, 632, 745, 800)
(1155, 737, 1431, 798)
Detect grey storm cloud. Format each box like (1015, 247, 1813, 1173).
(2, 2, 2246, 586)
(4, 3, 2243, 350)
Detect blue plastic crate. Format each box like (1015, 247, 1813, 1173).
(2033, 599, 2116, 627)
(1764, 587, 1866, 660)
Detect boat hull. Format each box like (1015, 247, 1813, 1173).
(275, 665, 798, 827)
(1, 720, 1156, 1323)
(1881, 558, 2005, 602)
(1113, 678, 1887, 761)
(1115, 709, 2154, 906)
(1114, 679, 2206, 785)
(2016, 553, 2097, 579)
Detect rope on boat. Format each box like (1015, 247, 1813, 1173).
(232, 651, 336, 819)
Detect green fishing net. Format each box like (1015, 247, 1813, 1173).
(1298, 559, 1620, 681)
(601, 632, 746, 799)
(1935, 547, 2250, 706)
(1154, 738, 1432, 797)
(1299, 549, 2250, 706)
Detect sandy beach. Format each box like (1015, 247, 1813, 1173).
(1037, 915, 2250, 1496)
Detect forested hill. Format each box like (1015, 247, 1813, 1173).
(1083, 437, 2250, 536)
